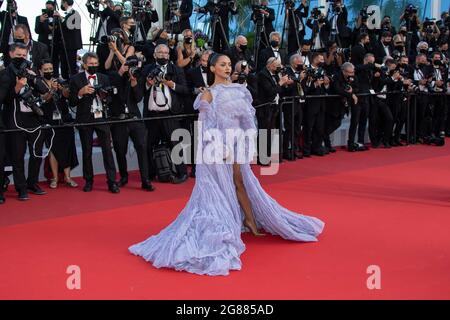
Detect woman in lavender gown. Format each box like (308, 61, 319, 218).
(129, 54, 324, 276)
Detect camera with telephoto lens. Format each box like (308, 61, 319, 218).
(236, 60, 248, 84)
(284, 0, 295, 9)
(306, 66, 325, 81)
(311, 7, 322, 20)
(41, 8, 54, 17)
(11, 59, 37, 84)
(19, 85, 44, 117)
(146, 66, 173, 85)
(343, 76, 354, 91)
(404, 4, 418, 18)
(124, 55, 143, 78)
(92, 84, 118, 101)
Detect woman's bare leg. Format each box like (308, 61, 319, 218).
(49, 152, 58, 181)
(232, 163, 265, 236)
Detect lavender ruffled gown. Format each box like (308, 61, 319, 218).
(129, 83, 324, 276)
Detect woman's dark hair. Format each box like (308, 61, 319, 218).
(206, 53, 228, 86)
(38, 58, 53, 70)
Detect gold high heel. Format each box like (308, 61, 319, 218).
(243, 220, 266, 237)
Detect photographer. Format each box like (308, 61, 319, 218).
(231, 60, 258, 100)
(280, 54, 306, 160)
(165, 0, 192, 36)
(59, 0, 83, 79)
(373, 31, 394, 65)
(421, 19, 441, 52)
(36, 59, 78, 189)
(328, 0, 351, 48)
(324, 40, 345, 76)
(224, 35, 255, 71)
(196, 0, 238, 53)
(287, 0, 309, 54)
(142, 44, 189, 184)
(256, 56, 292, 163)
(176, 29, 200, 71)
(86, 0, 122, 45)
(353, 6, 377, 44)
(8, 24, 50, 72)
(429, 51, 448, 139)
(34, 1, 62, 68)
(251, 0, 275, 49)
(400, 4, 420, 33)
(303, 52, 329, 157)
(258, 31, 286, 72)
(0, 43, 46, 201)
(378, 16, 396, 39)
(109, 59, 154, 191)
(0, 0, 30, 57)
(333, 62, 364, 152)
(306, 7, 330, 52)
(412, 53, 432, 142)
(69, 52, 119, 194)
(356, 53, 393, 149)
(351, 33, 370, 67)
(104, 27, 135, 72)
(132, 0, 159, 37)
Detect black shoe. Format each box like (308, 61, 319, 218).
(347, 142, 358, 152)
(108, 182, 120, 194)
(27, 184, 46, 195)
(356, 143, 369, 151)
(326, 146, 337, 153)
(18, 190, 29, 201)
(0, 194, 5, 204)
(383, 142, 392, 149)
(170, 174, 188, 184)
(371, 141, 381, 148)
(283, 153, 295, 161)
(141, 181, 155, 192)
(83, 181, 93, 192)
(2, 176, 9, 192)
(294, 150, 304, 159)
(118, 176, 128, 187)
(303, 151, 311, 157)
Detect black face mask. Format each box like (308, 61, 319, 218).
(184, 37, 193, 44)
(417, 62, 425, 68)
(296, 64, 303, 72)
(13, 38, 25, 44)
(420, 49, 428, 54)
(270, 40, 279, 48)
(275, 67, 282, 73)
(433, 60, 442, 66)
(382, 40, 391, 46)
(239, 44, 247, 52)
(156, 57, 169, 66)
(318, 62, 325, 68)
(115, 10, 122, 16)
(11, 57, 25, 68)
(129, 26, 136, 34)
(400, 31, 407, 36)
(87, 66, 98, 75)
(301, 51, 309, 56)
(43, 72, 53, 80)
(395, 46, 404, 51)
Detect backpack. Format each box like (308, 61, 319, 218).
(153, 143, 177, 182)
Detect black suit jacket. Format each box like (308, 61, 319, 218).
(306, 19, 331, 50)
(0, 11, 30, 54)
(256, 68, 281, 105)
(290, 4, 308, 36)
(373, 41, 394, 64)
(350, 43, 367, 67)
(186, 66, 207, 89)
(3, 40, 49, 72)
(258, 47, 287, 71)
(251, 6, 275, 35)
(141, 62, 190, 115)
(165, 0, 192, 32)
(60, 9, 82, 51)
(224, 46, 255, 71)
(69, 71, 111, 123)
(35, 15, 55, 48)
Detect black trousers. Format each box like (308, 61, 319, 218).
(283, 101, 303, 154)
(10, 130, 45, 192)
(256, 104, 279, 161)
(303, 102, 325, 154)
(432, 95, 447, 136)
(146, 112, 187, 179)
(392, 97, 408, 140)
(78, 125, 116, 184)
(369, 98, 393, 144)
(60, 48, 78, 80)
(211, 19, 230, 53)
(348, 100, 369, 144)
(324, 111, 344, 148)
(414, 95, 429, 139)
(111, 122, 149, 182)
(0, 131, 5, 195)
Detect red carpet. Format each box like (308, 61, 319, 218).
(1, 142, 450, 299)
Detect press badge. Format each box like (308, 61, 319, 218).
(52, 110, 62, 120)
(94, 110, 103, 119)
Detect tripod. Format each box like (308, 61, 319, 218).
(209, 10, 229, 52)
(52, 1, 75, 79)
(253, 12, 269, 71)
(0, 1, 16, 56)
(280, 4, 301, 53)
